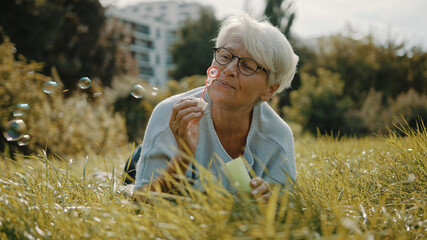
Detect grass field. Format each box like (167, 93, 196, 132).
(0, 124, 426, 239)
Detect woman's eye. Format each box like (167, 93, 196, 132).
(221, 54, 231, 60)
(242, 63, 255, 71)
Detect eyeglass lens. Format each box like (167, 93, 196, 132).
(215, 48, 260, 75)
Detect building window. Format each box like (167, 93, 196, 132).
(136, 39, 154, 49)
(137, 53, 150, 62)
(156, 28, 161, 38)
(166, 53, 173, 64)
(136, 24, 150, 34)
(140, 66, 154, 76)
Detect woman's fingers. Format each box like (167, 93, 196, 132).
(250, 177, 271, 200)
(175, 106, 202, 127)
(169, 97, 204, 154)
(170, 98, 202, 123)
(170, 98, 198, 122)
(261, 192, 271, 201)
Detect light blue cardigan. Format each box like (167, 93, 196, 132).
(134, 87, 296, 192)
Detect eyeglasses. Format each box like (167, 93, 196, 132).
(212, 47, 269, 76)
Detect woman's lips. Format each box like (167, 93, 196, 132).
(214, 79, 235, 90)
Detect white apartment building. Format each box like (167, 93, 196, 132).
(105, 1, 206, 86)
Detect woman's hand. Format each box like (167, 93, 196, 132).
(169, 97, 204, 155)
(250, 177, 271, 201)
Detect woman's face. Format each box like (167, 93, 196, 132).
(208, 37, 272, 110)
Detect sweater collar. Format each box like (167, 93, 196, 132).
(203, 91, 258, 167)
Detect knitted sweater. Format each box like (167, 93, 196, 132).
(134, 87, 296, 192)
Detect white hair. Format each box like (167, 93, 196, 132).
(215, 14, 299, 94)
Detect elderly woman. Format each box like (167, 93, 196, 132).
(132, 14, 298, 201)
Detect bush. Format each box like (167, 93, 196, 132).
(345, 88, 427, 135)
(0, 37, 128, 159)
(284, 68, 352, 135)
(344, 88, 389, 134)
(389, 89, 427, 129)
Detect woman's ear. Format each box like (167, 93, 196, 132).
(260, 84, 280, 101)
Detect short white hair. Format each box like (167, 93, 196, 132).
(215, 14, 299, 94)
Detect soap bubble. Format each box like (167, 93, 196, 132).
(17, 135, 31, 146)
(151, 86, 159, 96)
(93, 92, 102, 97)
(3, 119, 27, 141)
(130, 84, 146, 99)
(78, 77, 91, 89)
(13, 103, 30, 117)
(43, 81, 59, 94)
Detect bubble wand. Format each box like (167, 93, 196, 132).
(200, 66, 220, 99)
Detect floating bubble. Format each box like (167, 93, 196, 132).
(130, 84, 146, 99)
(17, 135, 30, 146)
(78, 77, 91, 89)
(93, 92, 102, 97)
(3, 119, 27, 141)
(43, 81, 59, 94)
(151, 86, 159, 96)
(13, 103, 30, 117)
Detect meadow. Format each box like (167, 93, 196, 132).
(0, 124, 425, 239)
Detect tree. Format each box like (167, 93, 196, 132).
(286, 31, 427, 135)
(0, 0, 126, 90)
(304, 32, 427, 107)
(263, 0, 295, 38)
(170, 7, 220, 80)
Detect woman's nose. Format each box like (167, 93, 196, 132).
(223, 58, 239, 78)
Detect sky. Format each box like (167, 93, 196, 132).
(101, 0, 427, 49)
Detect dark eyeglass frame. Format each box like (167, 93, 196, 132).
(212, 47, 269, 76)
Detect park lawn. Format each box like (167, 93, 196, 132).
(0, 125, 425, 239)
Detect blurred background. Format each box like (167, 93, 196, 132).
(1, 0, 426, 159)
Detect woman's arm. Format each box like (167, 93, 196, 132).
(133, 153, 190, 201)
(134, 97, 204, 201)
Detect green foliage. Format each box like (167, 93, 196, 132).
(170, 7, 220, 80)
(285, 29, 427, 135)
(285, 68, 352, 134)
(109, 75, 206, 142)
(308, 31, 427, 106)
(389, 89, 427, 128)
(344, 88, 427, 135)
(285, 67, 427, 135)
(1, 124, 425, 239)
(0, 38, 128, 158)
(0, 0, 125, 90)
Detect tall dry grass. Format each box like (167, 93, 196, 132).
(0, 123, 426, 239)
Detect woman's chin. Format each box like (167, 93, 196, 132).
(208, 86, 234, 102)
